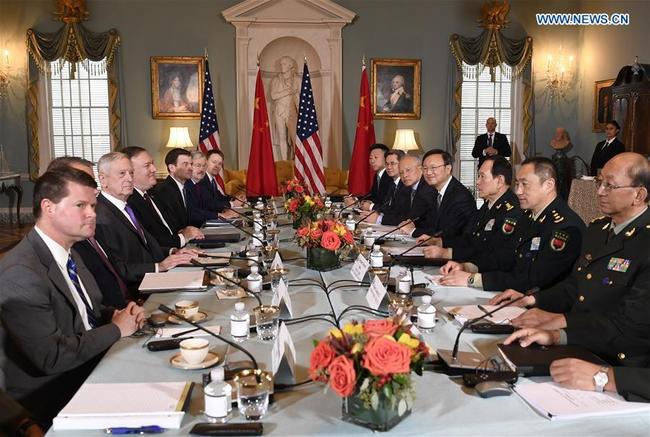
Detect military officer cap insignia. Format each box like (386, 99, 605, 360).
(550, 230, 569, 251)
(502, 217, 517, 235)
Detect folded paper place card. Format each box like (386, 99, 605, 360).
(366, 275, 388, 310)
(271, 278, 293, 318)
(272, 322, 297, 385)
(271, 252, 284, 270)
(350, 254, 370, 282)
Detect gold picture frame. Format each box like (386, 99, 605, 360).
(593, 78, 615, 132)
(151, 56, 204, 119)
(371, 58, 421, 120)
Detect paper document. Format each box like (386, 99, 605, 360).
(139, 271, 207, 292)
(443, 304, 526, 325)
(383, 246, 424, 257)
(53, 381, 190, 430)
(514, 381, 650, 420)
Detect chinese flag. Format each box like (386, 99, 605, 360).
(347, 64, 376, 195)
(247, 69, 279, 196)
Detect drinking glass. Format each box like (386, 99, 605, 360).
(254, 305, 280, 342)
(233, 369, 273, 420)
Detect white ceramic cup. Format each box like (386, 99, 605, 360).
(179, 338, 210, 364)
(175, 300, 199, 318)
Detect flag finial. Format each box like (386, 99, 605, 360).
(362, 54, 366, 67)
(204, 48, 208, 59)
(257, 52, 260, 67)
(304, 55, 307, 64)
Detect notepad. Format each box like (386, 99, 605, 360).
(514, 381, 650, 420)
(52, 381, 191, 430)
(443, 304, 526, 325)
(138, 271, 208, 292)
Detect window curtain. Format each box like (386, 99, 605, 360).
(448, 28, 533, 164)
(25, 22, 122, 180)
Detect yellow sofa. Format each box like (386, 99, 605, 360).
(224, 160, 349, 196)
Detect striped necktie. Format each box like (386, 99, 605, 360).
(66, 255, 98, 328)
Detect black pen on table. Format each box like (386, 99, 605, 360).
(106, 425, 165, 434)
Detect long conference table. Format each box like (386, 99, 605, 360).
(47, 223, 650, 436)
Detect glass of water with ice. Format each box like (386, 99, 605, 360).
(253, 305, 280, 342)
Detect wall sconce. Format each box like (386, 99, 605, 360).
(544, 47, 574, 101)
(165, 127, 195, 148)
(0, 48, 10, 99)
(392, 129, 419, 153)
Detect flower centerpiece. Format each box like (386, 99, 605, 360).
(283, 178, 325, 228)
(309, 316, 430, 431)
(295, 219, 354, 271)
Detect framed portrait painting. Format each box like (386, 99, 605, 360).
(593, 78, 615, 132)
(371, 58, 421, 120)
(151, 56, 204, 119)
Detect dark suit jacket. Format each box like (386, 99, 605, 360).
(536, 209, 650, 369)
(472, 132, 511, 167)
(369, 170, 393, 209)
(413, 176, 476, 238)
(381, 178, 435, 226)
(0, 230, 120, 422)
(128, 189, 181, 252)
(151, 176, 189, 233)
(72, 240, 127, 309)
(186, 179, 219, 227)
(197, 175, 231, 214)
(590, 138, 625, 176)
(94, 193, 165, 293)
(375, 180, 401, 214)
(614, 367, 650, 402)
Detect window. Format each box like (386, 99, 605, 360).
(458, 62, 512, 200)
(49, 60, 111, 164)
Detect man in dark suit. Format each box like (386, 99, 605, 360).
(359, 143, 392, 211)
(419, 155, 522, 261)
(186, 150, 220, 227)
(151, 148, 195, 232)
(46, 156, 129, 309)
(472, 117, 511, 168)
(439, 157, 585, 292)
(197, 149, 239, 219)
(374, 149, 404, 214)
(590, 120, 625, 176)
(363, 154, 434, 226)
(94, 152, 195, 294)
(123, 146, 203, 253)
(402, 149, 475, 238)
(0, 168, 144, 424)
(491, 152, 650, 372)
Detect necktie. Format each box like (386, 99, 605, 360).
(66, 255, 98, 328)
(437, 193, 443, 209)
(603, 140, 610, 149)
(488, 134, 493, 148)
(87, 237, 128, 298)
(410, 189, 416, 207)
(376, 174, 381, 187)
(211, 178, 218, 195)
(143, 192, 156, 211)
(124, 204, 146, 243)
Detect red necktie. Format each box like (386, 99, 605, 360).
(88, 237, 129, 298)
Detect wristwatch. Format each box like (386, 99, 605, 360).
(593, 367, 609, 392)
(467, 273, 476, 287)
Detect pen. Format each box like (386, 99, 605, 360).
(477, 305, 490, 315)
(171, 327, 200, 338)
(106, 425, 165, 434)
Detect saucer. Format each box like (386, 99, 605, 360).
(167, 311, 208, 324)
(169, 351, 220, 370)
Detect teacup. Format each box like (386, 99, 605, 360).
(179, 338, 210, 364)
(175, 300, 199, 318)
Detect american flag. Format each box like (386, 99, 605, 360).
(294, 62, 325, 195)
(199, 58, 225, 193)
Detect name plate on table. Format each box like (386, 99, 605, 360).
(271, 252, 284, 270)
(366, 276, 388, 310)
(272, 322, 297, 385)
(350, 254, 370, 282)
(271, 278, 293, 318)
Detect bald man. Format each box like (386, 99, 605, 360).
(491, 152, 650, 372)
(472, 117, 511, 168)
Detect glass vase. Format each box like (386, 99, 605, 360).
(306, 247, 341, 271)
(341, 391, 411, 432)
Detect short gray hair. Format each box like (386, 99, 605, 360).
(191, 150, 205, 160)
(97, 152, 128, 175)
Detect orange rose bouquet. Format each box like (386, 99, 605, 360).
(284, 193, 325, 228)
(309, 315, 431, 419)
(282, 177, 307, 199)
(295, 219, 354, 252)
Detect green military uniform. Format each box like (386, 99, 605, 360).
(443, 189, 522, 262)
(471, 196, 586, 292)
(536, 208, 650, 369)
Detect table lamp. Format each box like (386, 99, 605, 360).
(392, 129, 419, 153)
(165, 127, 194, 148)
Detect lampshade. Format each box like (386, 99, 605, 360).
(165, 127, 194, 148)
(392, 129, 419, 152)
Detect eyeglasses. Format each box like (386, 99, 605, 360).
(594, 179, 640, 192)
(422, 164, 448, 174)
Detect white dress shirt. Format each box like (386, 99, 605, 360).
(134, 187, 186, 247)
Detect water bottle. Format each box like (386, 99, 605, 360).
(204, 367, 232, 423)
(364, 227, 376, 249)
(255, 197, 264, 211)
(252, 230, 264, 248)
(230, 302, 250, 343)
(370, 244, 384, 268)
(253, 212, 263, 232)
(389, 277, 413, 317)
(246, 266, 263, 293)
(397, 271, 411, 294)
(417, 295, 436, 332)
(345, 214, 356, 231)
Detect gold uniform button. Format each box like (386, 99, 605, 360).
(577, 267, 582, 272)
(578, 295, 585, 302)
(586, 273, 592, 279)
(618, 352, 626, 360)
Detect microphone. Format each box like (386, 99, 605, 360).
(450, 287, 541, 360)
(375, 215, 422, 243)
(227, 207, 266, 228)
(157, 303, 260, 372)
(191, 259, 264, 307)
